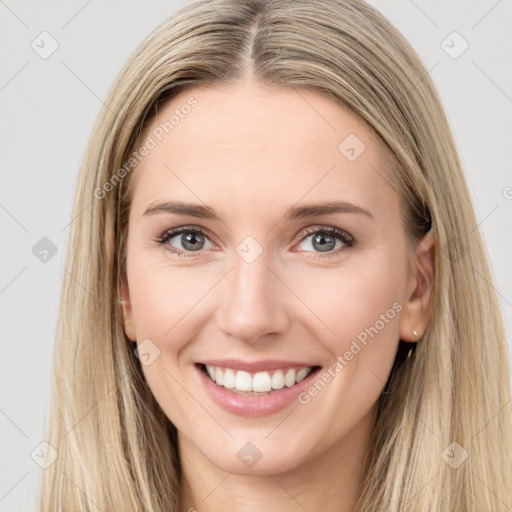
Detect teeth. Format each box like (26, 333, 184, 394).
(296, 368, 310, 382)
(215, 366, 223, 386)
(253, 371, 272, 392)
(284, 369, 296, 387)
(271, 370, 285, 390)
(204, 364, 314, 393)
(223, 368, 236, 389)
(235, 370, 252, 391)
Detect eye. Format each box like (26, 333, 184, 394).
(158, 226, 214, 257)
(295, 226, 354, 258)
(156, 224, 355, 259)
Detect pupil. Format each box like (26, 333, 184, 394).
(182, 233, 204, 251)
(313, 233, 335, 252)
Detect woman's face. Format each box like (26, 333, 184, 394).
(121, 79, 423, 475)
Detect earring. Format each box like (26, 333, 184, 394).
(407, 329, 420, 360)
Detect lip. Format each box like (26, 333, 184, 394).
(195, 363, 321, 417)
(198, 358, 316, 373)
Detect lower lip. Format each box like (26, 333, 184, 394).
(195, 364, 321, 417)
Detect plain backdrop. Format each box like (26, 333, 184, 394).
(1, 1, 511, 510)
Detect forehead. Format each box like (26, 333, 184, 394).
(129, 80, 398, 222)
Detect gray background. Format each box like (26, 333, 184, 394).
(1, 1, 511, 510)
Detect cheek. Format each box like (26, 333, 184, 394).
(127, 254, 214, 345)
(295, 254, 406, 386)
(298, 256, 405, 340)
(290, 260, 405, 446)
(126, 257, 212, 423)
(128, 240, 407, 358)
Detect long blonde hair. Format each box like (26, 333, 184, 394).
(37, 0, 512, 510)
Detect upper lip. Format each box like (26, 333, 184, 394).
(198, 359, 319, 372)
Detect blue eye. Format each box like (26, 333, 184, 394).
(157, 225, 354, 259)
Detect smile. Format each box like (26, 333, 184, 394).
(195, 359, 322, 416)
(203, 364, 316, 394)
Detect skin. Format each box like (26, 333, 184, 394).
(120, 79, 434, 512)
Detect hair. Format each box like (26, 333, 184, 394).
(37, 0, 512, 510)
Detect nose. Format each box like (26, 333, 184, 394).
(215, 251, 291, 344)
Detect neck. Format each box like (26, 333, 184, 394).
(178, 406, 376, 512)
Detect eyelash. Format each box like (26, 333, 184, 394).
(156, 225, 355, 259)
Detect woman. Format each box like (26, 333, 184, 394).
(37, 0, 512, 510)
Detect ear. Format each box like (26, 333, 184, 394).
(120, 275, 137, 342)
(399, 230, 435, 342)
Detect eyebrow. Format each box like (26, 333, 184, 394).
(142, 200, 374, 221)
